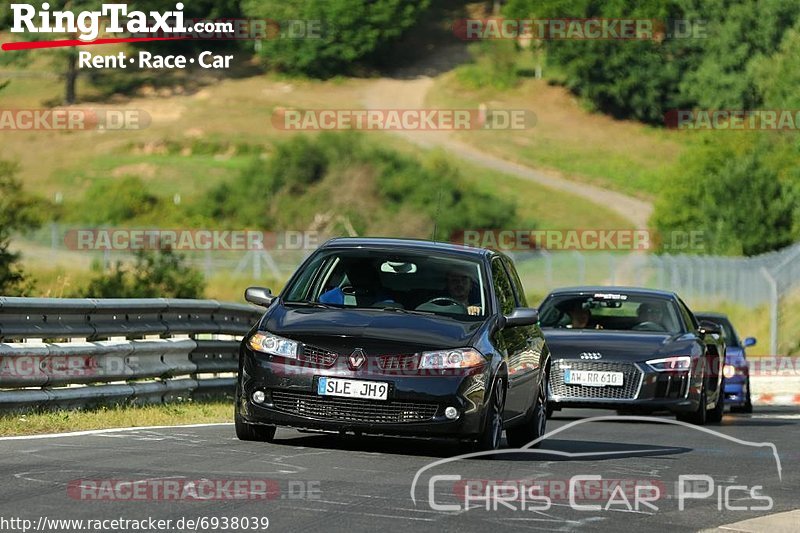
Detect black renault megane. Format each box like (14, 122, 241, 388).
(235, 238, 550, 451)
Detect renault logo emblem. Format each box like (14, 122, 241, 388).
(579, 352, 602, 360)
(348, 348, 366, 370)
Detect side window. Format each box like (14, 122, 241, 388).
(677, 298, 697, 331)
(502, 256, 528, 307)
(492, 258, 516, 315)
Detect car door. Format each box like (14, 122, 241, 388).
(490, 256, 535, 422)
(502, 255, 546, 399)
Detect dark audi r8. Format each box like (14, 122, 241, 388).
(538, 287, 727, 424)
(235, 238, 550, 451)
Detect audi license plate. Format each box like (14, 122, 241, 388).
(564, 369, 623, 387)
(317, 377, 389, 400)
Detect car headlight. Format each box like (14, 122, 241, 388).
(722, 364, 746, 379)
(248, 331, 299, 359)
(646, 356, 691, 371)
(418, 348, 485, 369)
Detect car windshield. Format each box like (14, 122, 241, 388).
(539, 292, 684, 334)
(282, 249, 489, 320)
(698, 316, 739, 347)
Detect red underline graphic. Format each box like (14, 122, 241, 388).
(2, 37, 191, 51)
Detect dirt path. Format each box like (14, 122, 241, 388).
(360, 76, 654, 229)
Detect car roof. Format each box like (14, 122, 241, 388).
(319, 237, 495, 259)
(546, 286, 679, 299)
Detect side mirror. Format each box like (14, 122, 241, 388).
(698, 320, 721, 336)
(245, 287, 275, 307)
(504, 307, 539, 328)
(743, 337, 757, 347)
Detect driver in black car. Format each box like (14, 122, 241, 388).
(445, 267, 482, 316)
(635, 302, 666, 330)
(565, 301, 602, 329)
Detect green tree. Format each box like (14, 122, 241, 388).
(506, 0, 800, 123)
(0, 161, 44, 295)
(241, 0, 431, 77)
(651, 133, 798, 256)
(83, 247, 205, 298)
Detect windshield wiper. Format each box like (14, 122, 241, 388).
(376, 306, 437, 316)
(285, 300, 338, 309)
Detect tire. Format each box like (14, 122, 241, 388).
(677, 387, 707, 425)
(731, 379, 753, 414)
(506, 371, 548, 449)
(473, 378, 505, 452)
(706, 379, 725, 423)
(235, 411, 277, 442)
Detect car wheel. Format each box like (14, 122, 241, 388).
(677, 386, 707, 425)
(506, 371, 548, 448)
(706, 379, 725, 423)
(473, 378, 505, 452)
(235, 411, 277, 442)
(732, 379, 754, 414)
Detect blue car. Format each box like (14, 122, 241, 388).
(696, 313, 756, 413)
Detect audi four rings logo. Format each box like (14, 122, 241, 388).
(579, 352, 602, 360)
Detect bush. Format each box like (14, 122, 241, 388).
(77, 176, 162, 225)
(197, 133, 519, 238)
(455, 41, 520, 90)
(651, 133, 799, 256)
(82, 248, 205, 299)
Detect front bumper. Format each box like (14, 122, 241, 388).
(237, 348, 492, 438)
(548, 358, 701, 414)
(723, 376, 748, 406)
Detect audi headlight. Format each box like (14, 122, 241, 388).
(646, 356, 691, 371)
(418, 348, 485, 369)
(248, 331, 298, 359)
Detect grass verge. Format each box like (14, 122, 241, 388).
(0, 401, 233, 437)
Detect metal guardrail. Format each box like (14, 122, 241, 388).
(0, 298, 263, 413)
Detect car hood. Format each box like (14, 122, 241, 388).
(725, 346, 747, 367)
(543, 329, 698, 362)
(261, 304, 484, 353)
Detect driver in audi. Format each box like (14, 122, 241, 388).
(635, 302, 666, 330)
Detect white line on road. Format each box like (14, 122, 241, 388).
(0, 423, 232, 441)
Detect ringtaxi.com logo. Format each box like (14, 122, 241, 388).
(0, 109, 149, 131)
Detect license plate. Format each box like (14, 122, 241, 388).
(564, 369, 623, 387)
(317, 377, 389, 400)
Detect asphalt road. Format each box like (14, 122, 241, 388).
(1, 408, 798, 533)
